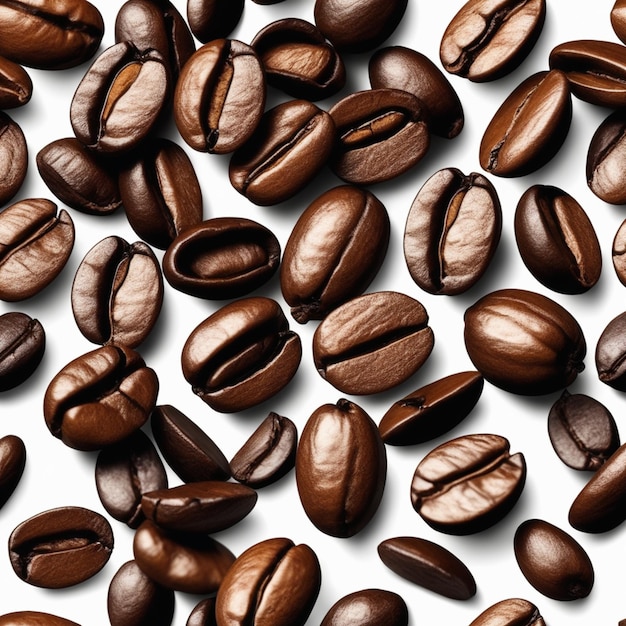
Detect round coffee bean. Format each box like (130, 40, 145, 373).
(612, 0, 626, 43)
(0, 435, 26, 509)
(468, 598, 545, 626)
(187, 0, 244, 43)
(0, 56, 32, 109)
(0, 111, 27, 207)
(320, 589, 409, 626)
(0, 312, 45, 391)
(595, 310, 626, 390)
(0, 612, 79, 626)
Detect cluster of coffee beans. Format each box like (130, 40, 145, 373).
(2, 0, 626, 624)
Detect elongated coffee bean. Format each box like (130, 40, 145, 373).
(596, 311, 626, 390)
(0, 56, 32, 108)
(320, 589, 408, 626)
(0, 112, 27, 207)
(0, 312, 45, 391)
(469, 598, 545, 626)
(0, 613, 79, 626)
(0, 435, 26, 509)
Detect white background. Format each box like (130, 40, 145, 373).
(2, 0, 626, 624)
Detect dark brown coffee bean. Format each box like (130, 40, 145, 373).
(71, 236, 163, 348)
(321, 589, 408, 626)
(613, 220, 626, 284)
(404, 167, 502, 295)
(229, 99, 335, 206)
(280, 185, 390, 323)
(480, 70, 572, 177)
(377, 536, 476, 600)
(296, 399, 386, 538)
(9, 506, 114, 588)
(215, 537, 321, 626)
(328, 88, 430, 185)
(379, 371, 484, 445)
(0, 198, 74, 302)
(0, 612, 80, 626)
(0, 111, 27, 206)
(548, 390, 619, 472)
(312, 291, 434, 395)
(133, 520, 235, 594)
(0, 56, 31, 108)
(0, 312, 45, 391)
(469, 598, 545, 626)
(43, 345, 159, 451)
(515, 185, 601, 294)
(187, 599, 217, 626)
(0, 0, 104, 70)
(187, 0, 244, 43)
(612, 0, 626, 43)
(230, 412, 297, 488)
(464, 288, 586, 395)
(596, 311, 626, 390)
(514, 518, 594, 600)
(174, 39, 265, 155)
(440, 0, 546, 82)
(411, 433, 526, 535)
(95, 429, 168, 529)
(0, 435, 26, 509)
(162, 217, 280, 299)
(181, 297, 302, 413)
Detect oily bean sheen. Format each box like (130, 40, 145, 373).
(320, 589, 409, 626)
(296, 399, 386, 538)
(43, 345, 159, 451)
(463, 288, 586, 395)
(0, 56, 32, 108)
(187, 598, 217, 626)
(515, 185, 601, 294)
(0, 435, 26, 509)
(181, 297, 302, 413)
(440, 0, 546, 82)
(613, 219, 626, 284)
(187, 0, 244, 43)
(214, 537, 321, 626)
(612, 0, 626, 43)
(0, 112, 27, 206)
(379, 371, 484, 445)
(377, 536, 476, 600)
(328, 88, 430, 185)
(411, 433, 526, 535)
(0, 613, 79, 626)
(312, 291, 434, 395)
(404, 168, 502, 295)
(596, 311, 626, 390)
(0, 312, 45, 392)
(8, 506, 113, 589)
(468, 598, 545, 626)
(280, 185, 390, 323)
(513, 519, 594, 600)
(548, 390, 620, 471)
(162, 217, 280, 299)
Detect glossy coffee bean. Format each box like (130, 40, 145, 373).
(0, 312, 45, 391)
(0, 435, 26, 509)
(280, 185, 390, 323)
(411, 433, 526, 534)
(464, 288, 586, 395)
(612, 0, 626, 43)
(312, 291, 434, 395)
(187, 0, 244, 43)
(614, 220, 626, 284)
(377, 536, 476, 600)
(215, 537, 321, 626)
(296, 399, 386, 538)
(8, 506, 114, 588)
(596, 311, 626, 390)
(514, 518, 594, 600)
(187, 598, 217, 626)
(0, 612, 79, 626)
(0, 56, 31, 108)
(404, 167, 501, 295)
(0, 111, 27, 206)
(320, 589, 408, 626)
(468, 598, 545, 626)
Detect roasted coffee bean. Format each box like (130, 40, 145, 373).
(468, 598, 545, 626)
(70, 42, 169, 154)
(0, 198, 74, 302)
(0, 111, 27, 206)
(377, 536, 476, 600)
(296, 399, 386, 538)
(480, 70, 572, 177)
(612, 0, 626, 43)
(118, 138, 203, 250)
(71, 236, 164, 348)
(174, 39, 265, 154)
(0, 435, 26, 509)
(0, 56, 31, 108)
(514, 518, 594, 600)
(230, 412, 297, 488)
(181, 297, 302, 412)
(43, 344, 159, 451)
(0, 312, 45, 391)
(596, 311, 626, 390)
(162, 217, 280, 299)
(95, 429, 168, 529)
(0, 0, 103, 70)
(280, 185, 390, 323)
(0, 612, 79, 625)
(548, 390, 619, 471)
(107, 560, 175, 626)
(187, 0, 244, 43)
(613, 219, 626, 284)
(214, 537, 321, 626)
(515, 185, 601, 294)
(8, 506, 114, 588)
(379, 371, 484, 445)
(150, 405, 231, 483)
(251, 18, 345, 100)
(187, 599, 217, 626)
(312, 291, 434, 395)
(464, 288, 586, 395)
(133, 520, 235, 594)
(229, 99, 335, 206)
(440, 0, 546, 82)
(328, 88, 430, 185)
(411, 433, 526, 534)
(404, 167, 502, 295)
(321, 589, 408, 626)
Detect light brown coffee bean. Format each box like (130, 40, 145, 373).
(0, 612, 80, 626)
(469, 598, 545, 626)
(613, 219, 626, 285)
(0, 56, 32, 108)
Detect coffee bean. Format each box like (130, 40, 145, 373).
(280, 185, 390, 323)
(0, 56, 31, 108)
(0, 312, 45, 391)
(377, 536, 476, 600)
(0, 111, 27, 206)
(468, 598, 545, 626)
(0, 612, 80, 625)
(514, 518, 594, 600)
(596, 311, 626, 390)
(320, 589, 408, 626)
(8, 506, 114, 588)
(0, 435, 26, 509)
(187, 0, 244, 43)
(296, 398, 386, 537)
(404, 167, 502, 295)
(187, 598, 217, 626)
(612, 0, 626, 43)
(613, 219, 626, 284)
(312, 291, 434, 395)
(464, 288, 586, 395)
